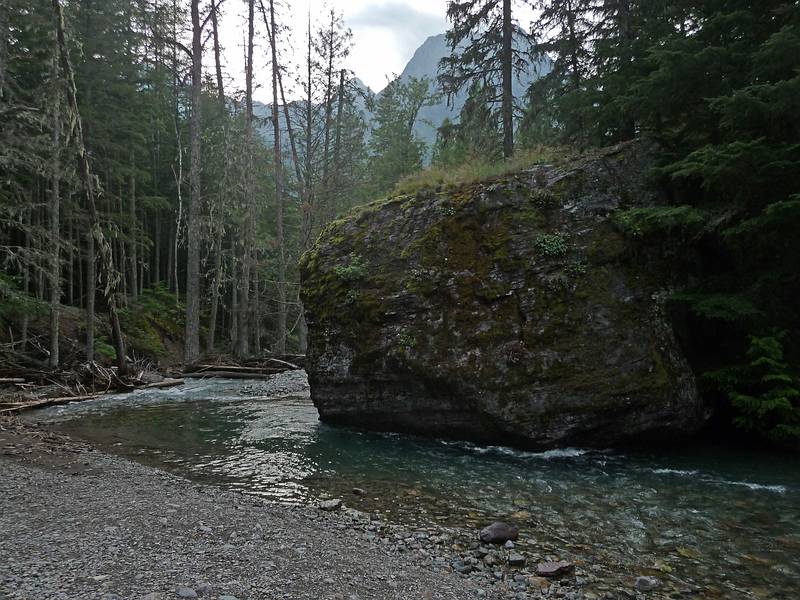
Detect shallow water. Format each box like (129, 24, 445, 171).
(33, 378, 800, 598)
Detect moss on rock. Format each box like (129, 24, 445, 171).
(300, 141, 706, 449)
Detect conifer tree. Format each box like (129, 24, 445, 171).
(439, 0, 534, 158)
(368, 77, 433, 193)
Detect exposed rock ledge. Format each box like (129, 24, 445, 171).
(300, 142, 707, 449)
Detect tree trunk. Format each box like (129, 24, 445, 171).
(501, 0, 513, 159)
(210, 0, 225, 106)
(21, 206, 31, 350)
(330, 68, 346, 220)
(48, 85, 61, 369)
(0, 2, 8, 101)
(53, 0, 127, 374)
(320, 11, 335, 223)
(128, 152, 138, 300)
(184, 0, 203, 364)
(268, 0, 287, 355)
(153, 208, 161, 284)
(616, 0, 636, 140)
(238, 0, 256, 357)
(167, 219, 175, 291)
(302, 13, 315, 249)
(86, 229, 95, 361)
(67, 209, 74, 305)
(206, 234, 223, 352)
(230, 262, 239, 349)
(206, 0, 227, 353)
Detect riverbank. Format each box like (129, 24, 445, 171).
(0, 420, 494, 600)
(0, 417, 687, 600)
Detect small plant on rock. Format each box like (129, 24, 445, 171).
(536, 233, 568, 257)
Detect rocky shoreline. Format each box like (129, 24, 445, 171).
(0, 418, 686, 600)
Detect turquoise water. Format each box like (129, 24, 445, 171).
(34, 378, 800, 598)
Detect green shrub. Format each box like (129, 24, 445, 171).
(535, 233, 568, 257)
(334, 253, 369, 282)
(120, 284, 185, 359)
(731, 334, 800, 443)
(615, 205, 706, 239)
(0, 273, 46, 321)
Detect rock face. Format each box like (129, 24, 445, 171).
(300, 142, 706, 449)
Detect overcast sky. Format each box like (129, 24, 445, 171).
(217, 0, 450, 102)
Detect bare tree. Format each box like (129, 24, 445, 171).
(237, 0, 256, 357)
(53, 0, 128, 375)
(183, 0, 203, 364)
(48, 70, 61, 368)
(267, 0, 286, 354)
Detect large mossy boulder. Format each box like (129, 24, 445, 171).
(300, 143, 707, 449)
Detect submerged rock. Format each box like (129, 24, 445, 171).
(319, 499, 343, 511)
(300, 142, 706, 449)
(536, 561, 575, 577)
(479, 522, 519, 544)
(634, 575, 660, 591)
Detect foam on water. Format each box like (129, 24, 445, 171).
(643, 467, 789, 494)
(440, 440, 590, 460)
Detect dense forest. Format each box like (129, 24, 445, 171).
(1, 0, 798, 443)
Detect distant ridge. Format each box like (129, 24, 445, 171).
(254, 33, 550, 155)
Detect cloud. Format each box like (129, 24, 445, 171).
(348, 2, 446, 58)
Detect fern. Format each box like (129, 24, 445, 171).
(614, 205, 706, 239)
(729, 334, 800, 443)
(670, 292, 762, 322)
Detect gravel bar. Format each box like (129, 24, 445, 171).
(0, 434, 503, 600)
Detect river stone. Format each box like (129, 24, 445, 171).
(452, 560, 472, 574)
(536, 561, 575, 577)
(479, 522, 519, 544)
(176, 588, 198, 599)
(319, 499, 342, 511)
(300, 141, 706, 448)
(508, 553, 526, 567)
(634, 576, 660, 591)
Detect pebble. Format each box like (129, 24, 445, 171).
(195, 582, 212, 595)
(452, 560, 473, 574)
(319, 499, 343, 511)
(176, 588, 198, 598)
(633, 576, 660, 592)
(508, 553, 526, 567)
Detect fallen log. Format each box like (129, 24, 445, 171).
(185, 365, 289, 375)
(0, 378, 26, 384)
(0, 378, 185, 415)
(261, 357, 302, 370)
(183, 371, 277, 380)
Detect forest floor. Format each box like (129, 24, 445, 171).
(0, 419, 508, 600)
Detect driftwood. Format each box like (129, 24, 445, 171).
(185, 364, 289, 374)
(183, 355, 303, 379)
(261, 357, 301, 370)
(183, 371, 276, 380)
(0, 378, 185, 415)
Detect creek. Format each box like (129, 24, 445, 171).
(29, 376, 800, 599)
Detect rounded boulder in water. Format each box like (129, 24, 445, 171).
(479, 522, 519, 544)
